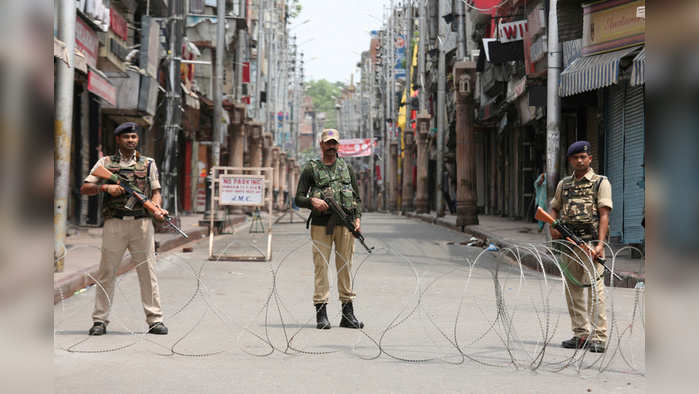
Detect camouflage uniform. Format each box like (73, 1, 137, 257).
(551, 168, 613, 343)
(84, 151, 164, 327)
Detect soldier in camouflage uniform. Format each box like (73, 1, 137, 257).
(80, 122, 168, 336)
(295, 129, 364, 330)
(550, 141, 613, 353)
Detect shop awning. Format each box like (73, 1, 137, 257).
(559, 46, 640, 97)
(54, 37, 88, 74)
(87, 66, 116, 106)
(631, 47, 646, 86)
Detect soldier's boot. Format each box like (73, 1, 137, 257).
(148, 322, 168, 335)
(339, 301, 364, 329)
(561, 336, 588, 349)
(88, 322, 106, 336)
(315, 303, 331, 330)
(588, 340, 606, 353)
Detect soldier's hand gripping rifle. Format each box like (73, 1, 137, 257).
(323, 196, 374, 253)
(91, 165, 188, 239)
(535, 207, 621, 281)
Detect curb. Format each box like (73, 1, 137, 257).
(53, 216, 246, 304)
(404, 212, 643, 289)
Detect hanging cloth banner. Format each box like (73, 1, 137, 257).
(338, 138, 377, 158)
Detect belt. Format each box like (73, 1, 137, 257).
(112, 213, 148, 220)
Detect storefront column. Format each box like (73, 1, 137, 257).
(415, 114, 431, 213)
(389, 141, 399, 212)
(227, 116, 245, 171)
(454, 61, 478, 227)
(278, 153, 288, 209)
(271, 147, 281, 209)
(401, 129, 416, 213)
(248, 122, 263, 174)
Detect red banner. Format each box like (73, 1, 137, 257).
(242, 62, 250, 83)
(338, 138, 377, 158)
(76, 16, 98, 67)
(88, 70, 116, 106)
(110, 8, 128, 42)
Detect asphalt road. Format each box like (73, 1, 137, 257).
(54, 213, 645, 393)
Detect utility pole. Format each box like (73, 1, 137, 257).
(236, 0, 247, 102)
(435, 0, 446, 216)
(456, 0, 467, 59)
(546, 0, 562, 202)
(162, 0, 184, 214)
(54, 0, 77, 272)
(254, 0, 263, 121)
(417, 0, 427, 113)
(211, 0, 225, 168)
(367, 60, 375, 211)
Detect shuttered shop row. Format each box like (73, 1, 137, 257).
(605, 82, 645, 244)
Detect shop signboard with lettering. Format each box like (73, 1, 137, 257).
(582, 0, 645, 56)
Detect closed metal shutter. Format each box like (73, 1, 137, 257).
(605, 85, 625, 238)
(622, 85, 645, 243)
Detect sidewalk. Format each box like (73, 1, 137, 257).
(404, 212, 645, 289)
(53, 213, 247, 304)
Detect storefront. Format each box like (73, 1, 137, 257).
(558, 0, 645, 245)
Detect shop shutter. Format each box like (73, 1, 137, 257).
(622, 85, 645, 243)
(605, 85, 625, 238)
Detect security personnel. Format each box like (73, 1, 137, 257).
(549, 141, 612, 353)
(295, 129, 364, 330)
(80, 122, 168, 336)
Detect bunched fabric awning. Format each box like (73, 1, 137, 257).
(631, 47, 646, 86)
(559, 46, 641, 97)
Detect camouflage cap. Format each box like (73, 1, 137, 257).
(320, 129, 340, 143)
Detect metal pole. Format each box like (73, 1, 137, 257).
(211, 0, 225, 167)
(546, 0, 562, 203)
(255, 0, 265, 121)
(418, 0, 427, 113)
(54, 0, 77, 272)
(435, 0, 446, 216)
(368, 61, 375, 210)
(456, 0, 467, 59)
(163, 0, 183, 213)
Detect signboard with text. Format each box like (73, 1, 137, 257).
(219, 175, 265, 206)
(338, 138, 377, 158)
(76, 15, 98, 67)
(582, 0, 645, 56)
(498, 20, 528, 43)
(88, 70, 116, 106)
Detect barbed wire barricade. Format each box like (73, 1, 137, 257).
(54, 225, 644, 376)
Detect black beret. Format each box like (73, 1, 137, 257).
(114, 122, 139, 136)
(567, 141, 591, 157)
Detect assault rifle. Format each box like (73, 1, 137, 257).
(323, 196, 374, 253)
(91, 165, 188, 239)
(535, 207, 621, 281)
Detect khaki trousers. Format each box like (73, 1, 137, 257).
(310, 224, 356, 304)
(92, 218, 163, 325)
(561, 246, 608, 343)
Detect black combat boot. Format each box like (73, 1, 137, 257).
(561, 336, 588, 349)
(148, 322, 168, 335)
(339, 301, 364, 329)
(315, 303, 331, 329)
(88, 322, 106, 336)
